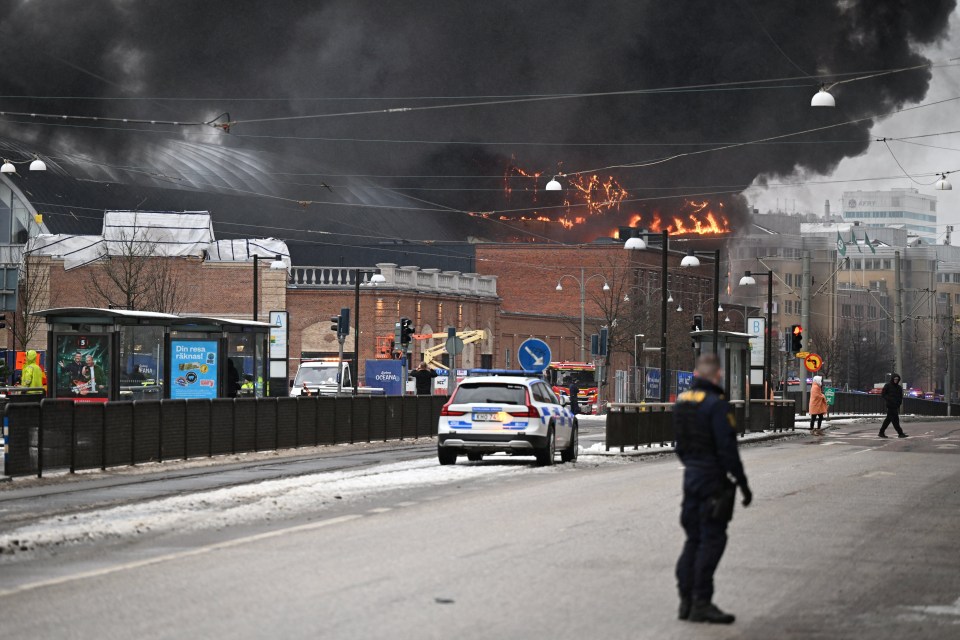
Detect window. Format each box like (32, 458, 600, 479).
(854, 305, 864, 318)
(868, 306, 877, 319)
(785, 273, 793, 286)
(785, 300, 793, 315)
(842, 304, 852, 318)
(883, 260, 891, 269)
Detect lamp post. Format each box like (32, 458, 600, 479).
(633, 333, 645, 401)
(554, 266, 610, 362)
(679, 249, 722, 354)
(739, 269, 774, 399)
(353, 268, 386, 395)
(252, 254, 286, 321)
(624, 229, 669, 402)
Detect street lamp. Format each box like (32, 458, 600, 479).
(554, 267, 610, 361)
(1, 154, 47, 174)
(679, 249, 722, 355)
(624, 229, 669, 402)
(252, 254, 287, 321)
(739, 269, 774, 398)
(353, 269, 386, 396)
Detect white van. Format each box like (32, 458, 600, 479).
(290, 359, 352, 397)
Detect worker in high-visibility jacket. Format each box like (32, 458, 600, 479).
(21, 350, 46, 395)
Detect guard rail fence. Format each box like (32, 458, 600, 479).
(784, 391, 960, 416)
(3, 395, 447, 478)
(605, 399, 795, 452)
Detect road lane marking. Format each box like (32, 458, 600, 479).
(367, 507, 392, 513)
(0, 514, 362, 599)
(395, 501, 418, 507)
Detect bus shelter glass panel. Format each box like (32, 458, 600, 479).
(119, 325, 164, 401)
(228, 332, 264, 398)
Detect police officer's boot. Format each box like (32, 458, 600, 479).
(689, 600, 735, 624)
(678, 597, 691, 620)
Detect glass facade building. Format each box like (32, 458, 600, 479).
(841, 188, 937, 241)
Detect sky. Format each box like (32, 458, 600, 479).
(745, 10, 960, 242)
(0, 1, 958, 245)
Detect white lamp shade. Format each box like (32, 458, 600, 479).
(680, 254, 700, 267)
(676, 304, 683, 312)
(555, 283, 563, 291)
(623, 294, 630, 302)
(725, 316, 731, 323)
(369, 273, 386, 283)
(1, 161, 15, 174)
(624, 236, 646, 250)
(811, 89, 835, 107)
(936, 176, 952, 191)
(739, 275, 757, 286)
(602, 282, 610, 291)
(717, 304, 724, 312)
(545, 177, 562, 191)
(29, 158, 47, 171)
(667, 294, 673, 303)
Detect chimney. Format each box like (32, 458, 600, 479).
(824, 199, 830, 218)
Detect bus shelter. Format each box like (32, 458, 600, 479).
(35, 308, 272, 401)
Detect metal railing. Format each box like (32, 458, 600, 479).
(4, 395, 447, 478)
(605, 399, 792, 452)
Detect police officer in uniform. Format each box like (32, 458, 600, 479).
(673, 354, 752, 624)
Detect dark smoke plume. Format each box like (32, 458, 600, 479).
(0, 0, 954, 242)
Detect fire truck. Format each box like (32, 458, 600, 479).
(546, 361, 600, 414)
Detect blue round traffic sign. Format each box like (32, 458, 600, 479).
(518, 338, 552, 373)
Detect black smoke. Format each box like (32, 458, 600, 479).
(0, 0, 954, 240)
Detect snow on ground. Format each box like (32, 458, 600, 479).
(0, 450, 626, 558)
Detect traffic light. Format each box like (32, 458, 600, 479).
(692, 314, 703, 331)
(791, 325, 803, 352)
(330, 307, 350, 339)
(399, 317, 414, 345)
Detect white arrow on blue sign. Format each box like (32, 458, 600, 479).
(517, 338, 552, 373)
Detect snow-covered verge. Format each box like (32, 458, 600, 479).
(0, 451, 624, 560)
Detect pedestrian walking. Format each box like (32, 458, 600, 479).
(672, 354, 752, 625)
(567, 377, 580, 415)
(879, 373, 908, 438)
(409, 362, 438, 396)
(808, 375, 827, 432)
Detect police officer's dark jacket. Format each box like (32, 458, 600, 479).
(673, 376, 748, 494)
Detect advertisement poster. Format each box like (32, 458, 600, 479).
(676, 371, 694, 394)
(644, 368, 661, 400)
(55, 335, 110, 401)
(171, 340, 219, 399)
(364, 359, 403, 396)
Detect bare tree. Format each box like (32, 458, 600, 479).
(14, 252, 50, 351)
(84, 217, 188, 313)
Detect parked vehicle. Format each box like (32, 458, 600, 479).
(290, 359, 383, 396)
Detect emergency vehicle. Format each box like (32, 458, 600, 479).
(545, 361, 600, 414)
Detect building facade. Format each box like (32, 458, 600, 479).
(841, 188, 938, 242)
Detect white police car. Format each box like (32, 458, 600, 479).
(437, 371, 578, 466)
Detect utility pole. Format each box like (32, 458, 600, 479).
(930, 269, 936, 395)
(800, 252, 811, 413)
(894, 251, 903, 378)
(947, 301, 953, 416)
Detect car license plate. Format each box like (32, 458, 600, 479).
(473, 412, 499, 422)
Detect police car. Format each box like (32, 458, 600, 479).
(437, 370, 578, 466)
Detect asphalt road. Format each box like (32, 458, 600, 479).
(1, 419, 958, 639)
